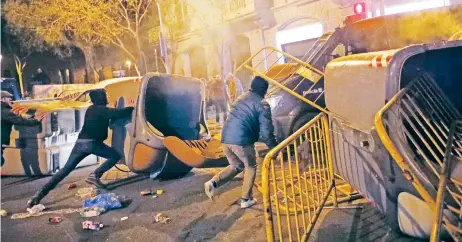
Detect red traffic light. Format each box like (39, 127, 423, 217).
(353, 2, 366, 14)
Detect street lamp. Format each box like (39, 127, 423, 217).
(126, 60, 132, 76)
(155, 0, 170, 74)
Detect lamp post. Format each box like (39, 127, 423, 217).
(126, 60, 132, 76)
(155, 1, 170, 74)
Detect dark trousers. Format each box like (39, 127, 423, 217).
(37, 140, 121, 198)
(211, 99, 228, 122)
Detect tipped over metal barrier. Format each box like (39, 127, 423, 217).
(375, 73, 462, 241)
(431, 121, 462, 242)
(261, 113, 338, 241)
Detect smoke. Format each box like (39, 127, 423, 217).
(397, 6, 462, 44)
(349, 5, 462, 52)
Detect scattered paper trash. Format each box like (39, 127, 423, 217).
(80, 207, 105, 218)
(68, 183, 77, 189)
(27, 204, 45, 215)
(82, 220, 103, 231)
(120, 216, 128, 221)
(156, 189, 164, 195)
(48, 217, 63, 223)
(154, 213, 171, 224)
(77, 187, 99, 199)
(1, 209, 7, 217)
(11, 208, 82, 220)
(83, 193, 122, 212)
(140, 190, 152, 196)
(152, 195, 158, 199)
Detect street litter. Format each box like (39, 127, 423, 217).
(82, 220, 104, 231)
(27, 204, 46, 215)
(152, 195, 158, 199)
(76, 187, 99, 199)
(11, 208, 83, 220)
(68, 183, 77, 189)
(1, 209, 7, 217)
(120, 216, 128, 221)
(83, 193, 122, 214)
(156, 189, 164, 195)
(154, 213, 171, 224)
(80, 207, 105, 218)
(140, 189, 152, 196)
(48, 217, 62, 223)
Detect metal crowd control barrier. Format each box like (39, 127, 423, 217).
(431, 121, 462, 242)
(235, 46, 329, 115)
(374, 73, 462, 241)
(261, 113, 338, 242)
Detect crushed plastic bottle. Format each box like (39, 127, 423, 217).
(27, 204, 45, 215)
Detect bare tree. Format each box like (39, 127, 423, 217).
(4, 0, 154, 82)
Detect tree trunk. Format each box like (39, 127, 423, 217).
(81, 46, 95, 84)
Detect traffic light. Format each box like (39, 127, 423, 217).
(353, 2, 366, 15)
(345, 2, 367, 24)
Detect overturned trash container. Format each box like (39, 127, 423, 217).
(125, 73, 223, 179)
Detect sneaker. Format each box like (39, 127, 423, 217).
(27, 196, 41, 208)
(85, 173, 106, 189)
(204, 181, 216, 200)
(240, 198, 257, 209)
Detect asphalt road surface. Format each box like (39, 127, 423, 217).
(1, 163, 425, 242)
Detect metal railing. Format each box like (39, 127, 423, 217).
(234, 46, 328, 114)
(374, 73, 462, 241)
(261, 113, 338, 241)
(431, 120, 462, 242)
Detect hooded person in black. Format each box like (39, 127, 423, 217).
(27, 89, 134, 208)
(204, 76, 278, 209)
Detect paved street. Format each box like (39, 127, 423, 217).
(1, 162, 423, 242)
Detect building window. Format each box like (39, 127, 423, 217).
(276, 22, 324, 63)
(383, 0, 450, 16)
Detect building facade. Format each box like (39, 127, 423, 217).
(170, 0, 457, 87)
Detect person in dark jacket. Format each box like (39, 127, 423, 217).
(27, 89, 134, 208)
(1, 91, 43, 167)
(204, 76, 278, 209)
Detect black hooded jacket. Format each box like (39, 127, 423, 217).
(1, 102, 41, 145)
(78, 89, 134, 142)
(221, 77, 278, 148)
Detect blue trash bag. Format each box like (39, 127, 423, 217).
(83, 193, 122, 211)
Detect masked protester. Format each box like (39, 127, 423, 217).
(1, 91, 43, 167)
(27, 89, 134, 208)
(204, 76, 278, 208)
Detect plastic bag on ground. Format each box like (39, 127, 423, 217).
(83, 193, 122, 211)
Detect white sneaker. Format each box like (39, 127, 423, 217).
(240, 198, 257, 209)
(204, 181, 216, 200)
